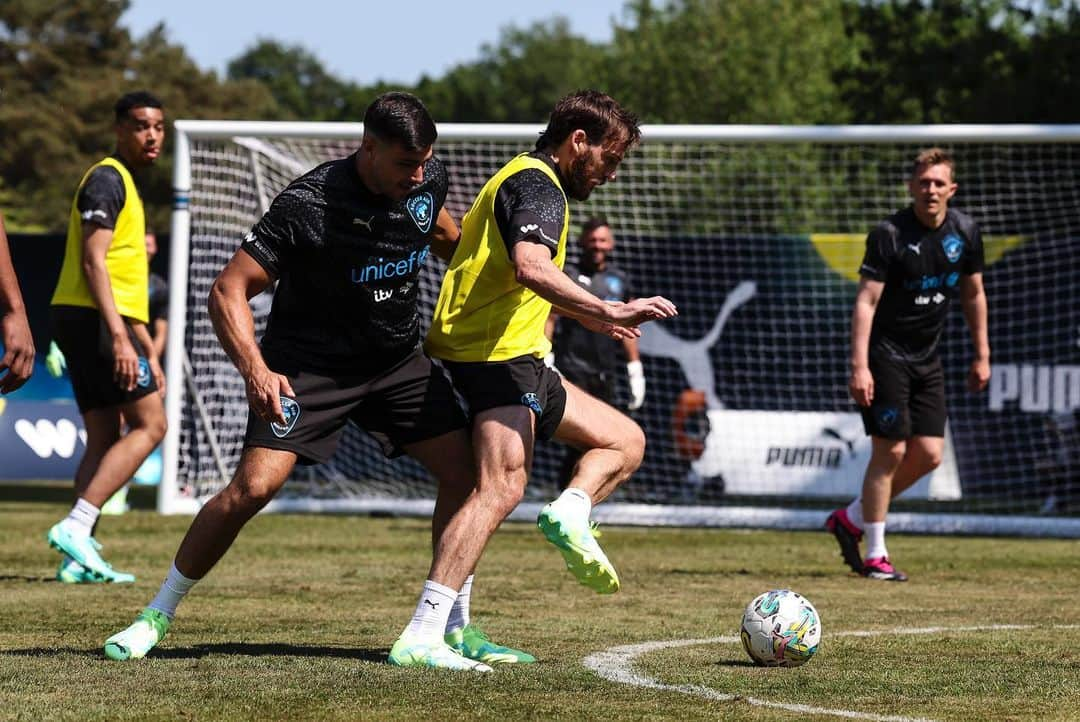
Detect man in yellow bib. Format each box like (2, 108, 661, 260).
(46, 91, 167, 584)
(410, 92, 675, 652)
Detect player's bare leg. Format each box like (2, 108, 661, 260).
(856, 437, 908, 581)
(538, 382, 644, 594)
(391, 410, 533, 670)
(48, 394, 166, 583)
(886, 435, 944, 499)
(104, 447, 296, 660)
(553, 380, 645, 505)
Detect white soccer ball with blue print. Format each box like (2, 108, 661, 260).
(740, 589, 821, 667)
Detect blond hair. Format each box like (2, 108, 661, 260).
(911, 147, 955, 180)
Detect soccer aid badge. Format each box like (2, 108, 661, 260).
(271, 397, 301, 438)
(941, 233, 964, 263)
(406, 192, 434, 233)
(136, 358, 152, 388)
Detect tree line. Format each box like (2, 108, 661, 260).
(2, 0, 1077, 232)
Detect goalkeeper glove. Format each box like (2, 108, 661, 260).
(627, 360, 646, 410)
(45, 341, 67, 378)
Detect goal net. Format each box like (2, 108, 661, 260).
(162, 122, 1080, 537)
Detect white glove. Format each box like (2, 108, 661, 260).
(627, 360, 646, 410)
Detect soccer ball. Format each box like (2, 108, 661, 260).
(740, 589, 821, 667)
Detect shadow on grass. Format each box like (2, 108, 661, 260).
(1, 643, 387, 662)
(0, 574, 59, 582)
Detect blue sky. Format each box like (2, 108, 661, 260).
(123, 0, 629, 86)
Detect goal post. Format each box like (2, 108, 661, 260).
(161, 121, 1080, 537)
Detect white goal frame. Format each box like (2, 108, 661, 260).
(161, 121, 1080, 538)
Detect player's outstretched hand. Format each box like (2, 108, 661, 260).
(967, 357, 990, 393)
(0, 310, 34, 394)
(577, 316, 642, 341)
(246, 365, 296, 425)
(609, 296, 678, 327)
(849, 366, 874, 407)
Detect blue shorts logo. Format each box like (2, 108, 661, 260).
(136, 358, 151, 388)
(941, 233, 964, 263)
(521, 392, 543, 417)
(271, 396, 301, 438)
(406, 192, 434, 233)
(877, 406, 899, 431)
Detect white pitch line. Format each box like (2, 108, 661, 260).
(583, 623, 1080, 722)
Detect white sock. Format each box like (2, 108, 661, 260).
(555, 487, 592, 516)
(864, 521, 887, 560)
(446, 574, 473, 633)
(404, 580, 457, 642)
(63, 498, 100, 536)
(148, 563, 198, 620)
(846, 497, 864, 530)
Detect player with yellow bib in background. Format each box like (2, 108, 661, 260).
(46, 91, 167, 584)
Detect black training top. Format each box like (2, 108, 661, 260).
(241, 153, 448, 376)
(859, 206, 984, 362)
(148, 272, 168, 328)
(493, 151, 568, 258)
(76, 157, 131, 229)
(554, 262, 633, 380)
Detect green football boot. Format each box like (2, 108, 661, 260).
(46, 522, 135, 583)
(446, 624, 536, 664)
(388, 634, 492, 671)
(537, 501, 620, 594)
(104, 608, 171, 661)
(56, 555, 107, 584)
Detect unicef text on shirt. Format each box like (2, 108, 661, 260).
(351, 246, 430, 284)
(904, 271, 960, 291)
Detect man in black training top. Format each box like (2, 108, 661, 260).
(103, 92, 506, 671)
(547, 216, 646, 489)
(826, 147, 990, 582)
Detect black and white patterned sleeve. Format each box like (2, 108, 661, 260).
(76, 167, 126, 230)
(859, 222, 897, 281)
(493, 169, 567, 258)
(240, 189, 308, 277)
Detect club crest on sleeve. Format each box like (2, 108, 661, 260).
(520, 392, 543, 417)
(271, 396, 301, 438)
(136, 358, 152, 388)
(405, 192, 434, 233)
(941, 233, 964, 263)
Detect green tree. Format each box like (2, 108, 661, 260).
(604, 0, 855, 123)
(226, 40, 357, 121)
(836, 0, 1079, 123)
(0, 0, 279, 231)
(417, 18, 605, 123)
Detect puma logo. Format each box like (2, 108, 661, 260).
(353, 216, 374, 232)
(638, 280, 757, 410)
(423, 599, 439, 610)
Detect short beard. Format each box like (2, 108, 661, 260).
(565, 153, 594, 201)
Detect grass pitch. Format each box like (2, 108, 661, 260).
(1, 501, 1078, 721)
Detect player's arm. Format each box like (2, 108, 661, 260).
(429, 207, 459, 262)
(82, 224, 141, 391)
(151, 317, 167, 361)
(513, 242, 676, 333)
(129, 321, 164, 395)
(960, 272, 990, 392)
(208, 248, 295, 425)
(849, 277, 883, 407)
(0, 212, 34, 393)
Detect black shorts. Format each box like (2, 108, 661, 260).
(442, 354, 567, 441)
(243, 349, 467, 464)
(860, 347, 946, 439)
(50, 305, 158, 413)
